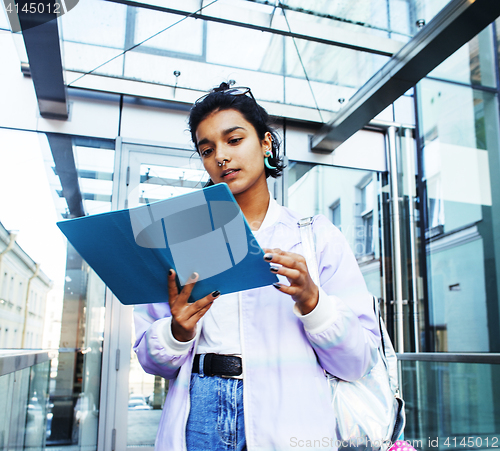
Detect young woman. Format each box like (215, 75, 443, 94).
(133, 83, 380, 451)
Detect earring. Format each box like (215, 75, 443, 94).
(264, 150, 276, 170)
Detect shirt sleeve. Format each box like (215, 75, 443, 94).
(292, 288, 340, 334)
(156, 316, 196, 355)
(133, 303, 195, 379)
(296, 215, 380, 382)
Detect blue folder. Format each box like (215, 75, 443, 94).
(57, 184, 278, 305)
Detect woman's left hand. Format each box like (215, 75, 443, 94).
(263, 248, 319, 315)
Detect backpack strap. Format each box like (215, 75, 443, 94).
(297, 217, 320, 286)
(298, 217, 405, 441)
(298, 217, 401, 397)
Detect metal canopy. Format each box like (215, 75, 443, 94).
(311, 0, 500, 152)
(17, 4, 68, 119)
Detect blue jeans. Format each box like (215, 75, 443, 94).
(186, 356, 246, 451)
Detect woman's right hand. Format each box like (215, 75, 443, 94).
(168, 270, 220, 342)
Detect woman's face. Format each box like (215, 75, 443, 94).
(196, 108, 272, 197)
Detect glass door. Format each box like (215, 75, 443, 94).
(285, 125, 422, 353)
(107, 142, 207, 451)
(286, 163, 387, 304)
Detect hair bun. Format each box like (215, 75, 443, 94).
(214, 82, 230, 92)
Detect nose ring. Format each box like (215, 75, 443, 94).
(218, 159, 228, 167)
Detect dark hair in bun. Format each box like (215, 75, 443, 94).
(189, 82, 285, 185)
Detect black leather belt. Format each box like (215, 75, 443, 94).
(192, 354, 242, 377)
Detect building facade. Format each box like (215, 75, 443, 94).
(0, 222, 52, 349)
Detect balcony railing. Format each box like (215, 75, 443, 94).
(0, 350, 54, 450)
(398, 353, 500, 451)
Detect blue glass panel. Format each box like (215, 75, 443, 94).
(401, 360, 500, 449)
(417, 79, 500, 352)
(429, 27, 496, 88)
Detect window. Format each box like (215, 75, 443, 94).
(360, 180, 375, 256)
(363, 212, 374, 255)
(330, 201, 341, 230)
(1, 271, 7, 299)
(8, 276, 14, 302)
(18, 281, 23, 306)
(426, 176, 445, 238)
(4, 328, 9, 348)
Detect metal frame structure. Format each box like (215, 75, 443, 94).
(105, 0, 402, 56)
(398, 353, 500, 364)
(0, 349, 54, 376)
(311, 0, 500, 151)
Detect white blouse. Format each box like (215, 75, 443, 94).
(196, 196, 281, 356)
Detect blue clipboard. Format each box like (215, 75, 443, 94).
(57, 184, 278, 305)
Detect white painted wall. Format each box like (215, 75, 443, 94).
(285, 125, 387, 172)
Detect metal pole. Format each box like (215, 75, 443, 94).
(402, 128, 424, 438)
(404, 127, 420, 352)
(387, 126, 405, 353)
(378, 174, 389, 326)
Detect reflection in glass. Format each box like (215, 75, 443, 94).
(0, 359, 51, 450)
(25, 360, 51, 450)
(127, 319, 165, 447)
(428, 27, 496, 88)
(43, 135, 113, 448)
(0, 3, 10, 30)
(330, 202, 341, 230)
(63, 41, 125, 79)
(401, 359, 500, 449)
(135, 11, 204, 55)
(281, 0, 410, 38)
(417, 79, 500, 352)
(282, 39, 389, 114)
(59, 0, 127, 48)
(0, 129, 114, 448)
(128, 161, 207, 446)
(287, 162, 383, 299)
(497, 18, 500, 75)
(56, 0, 404, 115)
(138, 163, 208, 203)
(207, 22, 277, 72)
(360, 180, 375, 256)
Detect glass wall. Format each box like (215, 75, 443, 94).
(401, 359, 500, 450)
(58, 0, 394, 117)
(287, 163, 385, 301)
(0, 129, 114, 450)
(0, 355, 51, 450)
(127, 160, 208, 447)
(416, 24, 500, 352)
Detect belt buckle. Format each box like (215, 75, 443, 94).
(221, 355, 243, 379)
(221, 373, 243, 380)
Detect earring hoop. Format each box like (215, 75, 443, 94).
(264, 150, 276, 170)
